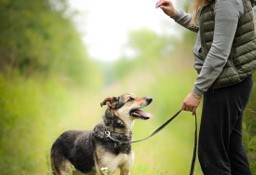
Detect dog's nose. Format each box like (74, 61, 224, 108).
(146, 97, 153, 104)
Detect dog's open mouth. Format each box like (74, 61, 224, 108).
(130, 109, 152, 120)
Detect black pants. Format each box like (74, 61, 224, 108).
(198, 76, 253, 175)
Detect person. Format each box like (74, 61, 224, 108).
(156, 0, 256, 174)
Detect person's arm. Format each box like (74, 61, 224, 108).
(156, 0, 198, 32)
(172, 9, 199, 32)
(192, 0, 244, 96)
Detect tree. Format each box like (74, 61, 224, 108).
(0, 0, 99, 86)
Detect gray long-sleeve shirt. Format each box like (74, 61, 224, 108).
(172, 0, 244, 95)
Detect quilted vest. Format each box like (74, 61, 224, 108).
(199, 0, 256, 89)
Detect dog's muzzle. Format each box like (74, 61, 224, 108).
(130, 97, 153, 120)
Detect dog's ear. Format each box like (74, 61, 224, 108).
(100, 97, 119, 109)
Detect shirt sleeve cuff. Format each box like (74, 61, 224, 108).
(171, 9, 183, 21)
(192, 86, 204, 96)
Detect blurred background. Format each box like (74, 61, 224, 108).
(0, 0, 255, 174)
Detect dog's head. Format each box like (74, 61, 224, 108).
(100, 93, 153, 128)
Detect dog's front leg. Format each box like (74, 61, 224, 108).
(119, 160, 132, 175)
(120, 168, 130, 175)
(120, 151, 134, 175)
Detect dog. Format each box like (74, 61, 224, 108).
(50, 93, 153, 175)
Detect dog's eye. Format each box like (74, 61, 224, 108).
(127, 97, 135, 102)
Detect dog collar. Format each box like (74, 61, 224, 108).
(104, 130, 132, 144)
(104, 125, 131, 135)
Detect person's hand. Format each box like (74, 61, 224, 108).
(155, 0, 176, 17)
(182, 92, 201, 114)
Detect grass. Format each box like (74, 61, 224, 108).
(0, 74, 87, 175)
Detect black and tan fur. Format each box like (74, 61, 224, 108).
(50, 93, 153, 175)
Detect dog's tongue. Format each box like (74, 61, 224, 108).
(132, 109, 153, 120)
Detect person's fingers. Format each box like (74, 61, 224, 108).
(156, 0, 169, 8)
(188, 106, 194, 112)
(182, 103, 198, 113)
(155, 0, 163, 8)
(182, 102, 190, 111)
(182, 104, 190, 111)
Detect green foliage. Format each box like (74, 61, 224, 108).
(66, 165, 76, 175)
(0, 74, 79, 174)
(113, 28, 177, 80)
(243, 74, 256, 172)
(0, 0, 100, 87)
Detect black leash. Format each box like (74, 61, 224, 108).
(105, 109, 198, 175)
(190, 111, 198, 175)
(131, 109, 182, 143)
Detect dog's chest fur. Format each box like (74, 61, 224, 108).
(93, 129, 134, 174)
(93, 122, 132, 154)
(95, 144, 134, 174)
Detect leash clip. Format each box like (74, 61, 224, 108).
(104, 130, 124, 144)
(104, 130, 111, 138)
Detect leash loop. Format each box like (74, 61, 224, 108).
(190, 112, 198, 175)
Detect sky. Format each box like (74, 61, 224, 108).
(67, 0, 179, 61)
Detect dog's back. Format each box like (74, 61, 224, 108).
(51, 130, 95, 174)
